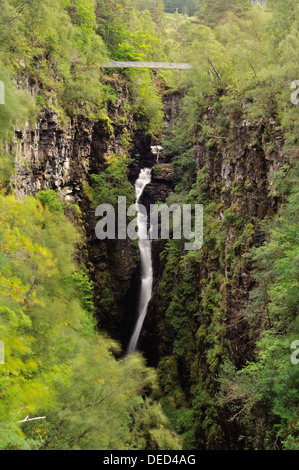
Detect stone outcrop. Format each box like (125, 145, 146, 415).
(14, 111, 93, 202)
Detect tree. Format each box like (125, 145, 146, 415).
(0, 191, 180, 450)
(196, 0, 251, 27)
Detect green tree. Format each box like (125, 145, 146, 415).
(0, 192, 180, 450)
(196, 0, 251, 27)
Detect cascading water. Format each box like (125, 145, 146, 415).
(127, 168, 153, 354)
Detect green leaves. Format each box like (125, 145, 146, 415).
(217, 165, 299, 450)
(89, 153, 135, 206)
(0, 64, 36, 142)
(0, 191, 179, 450)
(196, 0, 252, 28)
(37, 190, 66, 214)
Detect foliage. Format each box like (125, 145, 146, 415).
(196, 0, 251, 27)
(217, 164, 299, 450)
(0, 0, 107, 118)
(36, 189, 67, 214)
(1, 0, 298, 452)
(163, 0, 197, 16)
(0, 63, 36, 184)
(89, 153, 135, 207)
(0, 192, 180, 450)
(154, 0, 299, 450)
(0, 0, 193, 134)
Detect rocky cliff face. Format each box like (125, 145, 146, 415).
(13, 82, 181, 350)
(13, 80, 283, 366)
(14, 80, 135, 201)
(14, 110, 93, 201)
(12, 81, 286, 447)
(13, 80, 139, 346)
(149, 108, 287, 448)
(195, 117, 285, 366)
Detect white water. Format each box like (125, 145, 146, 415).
(127, 168, 153, 354)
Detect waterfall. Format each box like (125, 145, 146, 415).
(127, 168, 153, 354)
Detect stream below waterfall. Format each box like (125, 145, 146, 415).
(127, 168, 153, 354)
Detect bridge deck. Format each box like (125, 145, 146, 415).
(103, 60, 192, 70)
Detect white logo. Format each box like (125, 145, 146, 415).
(291, 80, 299, 105)
(290, 340, 299, 365)
(95, 198, 203, 251)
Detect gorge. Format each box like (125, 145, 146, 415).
(0, 0, 298, 452)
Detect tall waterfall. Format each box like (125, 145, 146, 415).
(127, 168, 153, 354)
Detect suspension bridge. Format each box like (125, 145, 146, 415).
(102, 60, 192, 70)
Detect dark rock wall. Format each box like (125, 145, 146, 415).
(13, 82, 181, 351)
(148, 111, 287, 448)
(14, 110, 93, 201)
(14, 80, 138, 346)
(197, 119, 285, 366)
